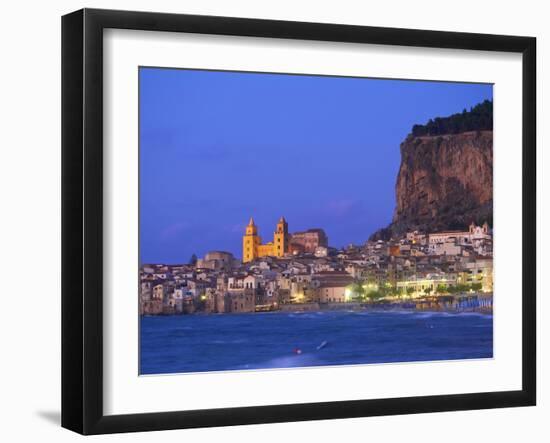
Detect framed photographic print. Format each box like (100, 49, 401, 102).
(61, 8, 536, 435)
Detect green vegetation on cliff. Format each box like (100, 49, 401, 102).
(411, 99, 493, 137)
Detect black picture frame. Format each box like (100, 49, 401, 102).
(62, 8, 537, 435)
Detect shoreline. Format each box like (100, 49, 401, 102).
(142, 292, 493, 317)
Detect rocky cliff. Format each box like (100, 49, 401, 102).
(371, 130, 493, 240)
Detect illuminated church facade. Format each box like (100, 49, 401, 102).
(242, 217, 290, 263)
(242, 217, 328, 263)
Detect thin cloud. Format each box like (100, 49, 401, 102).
(160, 222, 191, 241)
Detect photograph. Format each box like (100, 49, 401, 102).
(1, 0, 544, 439)
(138, 67, 494, 375)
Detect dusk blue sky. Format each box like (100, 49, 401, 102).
(140, 68, 492, 264)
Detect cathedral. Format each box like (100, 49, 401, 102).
(242, 217, 290, 263)
(242, 217, 329, 262)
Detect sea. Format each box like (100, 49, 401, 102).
(139, 310, 493, 375)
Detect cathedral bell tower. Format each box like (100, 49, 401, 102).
(243, 217, 260, 263)
(273, 216, 289, 257)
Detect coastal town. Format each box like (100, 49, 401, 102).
(139, 217, 493, 316)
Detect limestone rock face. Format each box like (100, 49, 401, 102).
(373, 130, 493, 239)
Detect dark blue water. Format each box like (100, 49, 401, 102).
(140, 310, 493, 375)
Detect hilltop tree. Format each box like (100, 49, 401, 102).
(189, 253, 198, 266)
(411, 99, 493, 137)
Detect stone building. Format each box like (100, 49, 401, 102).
(227, 290, 255, 313)
(152, 282, 164, 300)
(196, 250, 236, 270)
(289, 228, 328, 254)
(428, 222, 490, 249)
(311, 271, 354, 303)
(141, 299, 163, 315)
